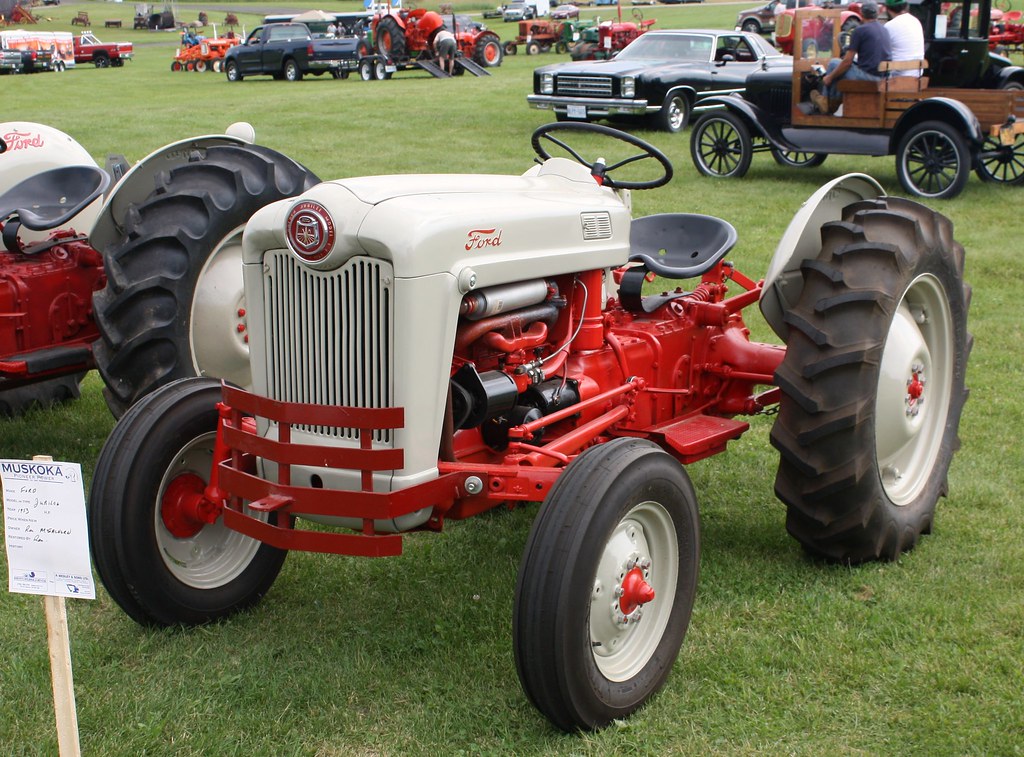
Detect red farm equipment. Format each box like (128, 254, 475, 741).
(570, 10, 654, 60)
(372, 8, 502, 76)
(990, 9, 1024, 54)
(0, 121, 318, 417)
(504, 19, 572, 55)
(85, 122, 970, 733)
(172, 32, 239, 72)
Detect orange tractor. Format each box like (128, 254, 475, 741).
(372, 8, 503, 74)
(171, 31, 239, 72)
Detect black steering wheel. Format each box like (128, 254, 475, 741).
(530, 122, 673, 190)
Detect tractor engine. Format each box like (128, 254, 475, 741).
(240, 159, 634, 531)
(0, 231, 104, 386)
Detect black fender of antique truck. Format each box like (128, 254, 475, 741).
(695, 93, 791, 151)
(887, 96, 986, 155)
(989, 57, 1024, 88)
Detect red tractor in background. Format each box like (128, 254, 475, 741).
(372, 8, 503, 73)
(0, 121, 318, 417)
(570, 10, 655, 60)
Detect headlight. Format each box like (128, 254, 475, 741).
(540, 73, 553, 94)
(621, 76, 635, 98)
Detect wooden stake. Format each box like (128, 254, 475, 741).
(33, 454, 82, 757)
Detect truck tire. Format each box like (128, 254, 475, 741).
(0, 374, 83, 418)
(475, 36, 504, 67)
(225, 59, 242, 81)
(92, 144, 320, 417)
(690, 111, 753, 179)
(376, 16, 406, 60)
(283, 58, 302, 81)
(94, 52, 110, 68)
(88, 377, 287, 626)
(771, 197, 971, 563)
(359, 58, 374, 80)
(896, 120, 970, 200)
(741, 18, 762, 33)
(514, 438, 700, 732)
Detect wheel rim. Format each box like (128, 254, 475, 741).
(483, 41, 500, 64)
(666, 98, 685, 131)
(589, 500, 678, 682)
(978, 137, 1024, 183)
(875, 274, 954, 506)
(360, 62, 372, 80)
(154, 431, 265, 588)
(902, 129, 962, 197)
(189, 225, 251, 390)
(776, 150, 816, 166)
(696, 119, 742, 176)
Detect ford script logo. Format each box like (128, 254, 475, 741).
(287, 201, 336, 262)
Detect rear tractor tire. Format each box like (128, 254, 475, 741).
(514, 438, 700, 731)
(375, 16, 406, 60)
(91, 144, 320, 417)
(88, 377, 287, 626)
(475, 37, 503, 67)
(771, 197, 971, 563)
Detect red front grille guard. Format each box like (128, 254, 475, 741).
(214, 384, 587, 557)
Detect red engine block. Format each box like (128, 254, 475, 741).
(0, 230, 104, 380)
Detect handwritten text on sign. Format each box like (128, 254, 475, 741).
(1, 460, 95, 599)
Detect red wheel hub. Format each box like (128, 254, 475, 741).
(618, 566, 655, 615)
(161, 473, 221, 538)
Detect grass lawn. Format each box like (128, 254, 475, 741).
(2, 1, 1023, 754)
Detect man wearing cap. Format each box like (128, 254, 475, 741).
(810, 0, 891, 114)
(884, 0, 925, 77)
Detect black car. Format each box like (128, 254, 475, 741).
(527, 29, 791, 132)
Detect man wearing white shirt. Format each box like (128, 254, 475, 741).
(884, 0, 925, 77)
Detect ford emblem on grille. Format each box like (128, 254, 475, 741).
(286, 201, 336, 262)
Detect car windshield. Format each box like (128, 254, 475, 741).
(616, 32, 783, 62)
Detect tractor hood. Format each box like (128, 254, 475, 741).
(242, 159, 634, 288)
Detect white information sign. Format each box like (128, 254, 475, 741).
(2, 459, 95, 599)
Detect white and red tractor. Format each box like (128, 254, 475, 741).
(88, 123, 970, 732)
(0, 121, 319, 417)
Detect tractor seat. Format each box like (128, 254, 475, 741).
(0, 165, 111, 231)
(620, 213, 738, 312)
(628, 213, 737, 279)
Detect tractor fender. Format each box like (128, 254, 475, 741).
(759, 173, 886, 341)
(0, 121, 103, 238)
(888, 97, 984, 153)
(90, 122, 257, 252)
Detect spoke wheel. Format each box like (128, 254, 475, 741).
(772, 197, 971, 562)
(690, 111, 752, 178)
(974, 134, 1024, 184)
(88, 378, 288, 626)
(771, 148, 827, 168)
(514, 438, 700, 731)
(896, 120, 970, 200)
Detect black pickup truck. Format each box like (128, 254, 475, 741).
(223, 22, 369, 81)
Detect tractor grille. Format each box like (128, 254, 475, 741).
(263, 251, 394, 443)
(555, 74, 613, 98)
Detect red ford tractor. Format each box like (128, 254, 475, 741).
(88, 123, 970, 732)
(372, 8, 503, 72)
(0, 121, 318, 417)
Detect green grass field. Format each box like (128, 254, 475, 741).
(2, 1, 1023, 754)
